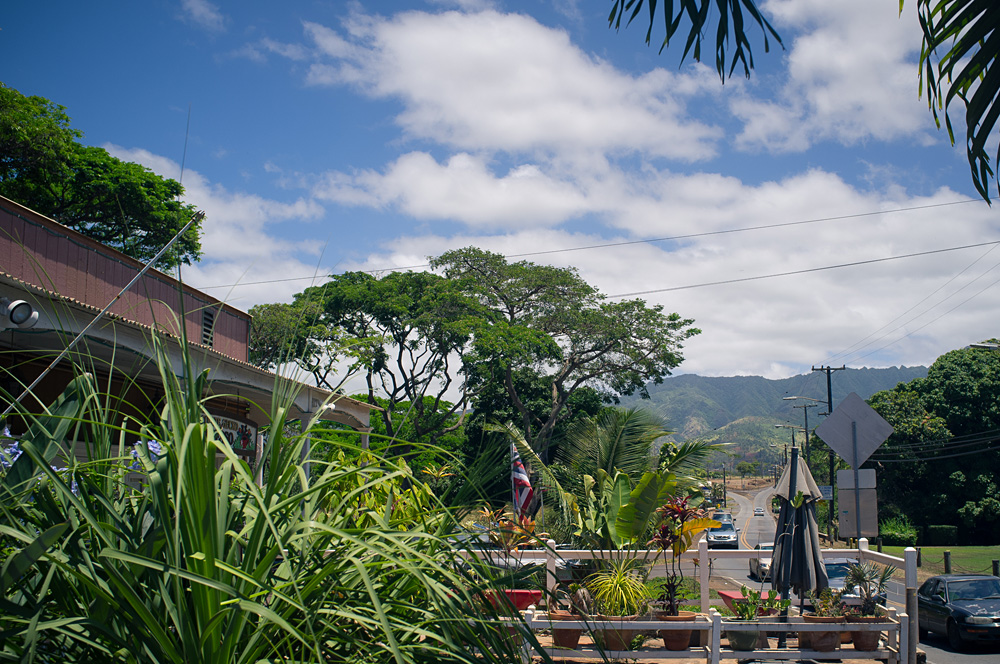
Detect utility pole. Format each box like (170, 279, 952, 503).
(813, 365, 845, 541)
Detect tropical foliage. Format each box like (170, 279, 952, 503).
(0, 341, 545, 663)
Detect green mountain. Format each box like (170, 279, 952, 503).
(625, 366, 928, 469)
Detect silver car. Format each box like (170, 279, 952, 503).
(706, 522, 739, 549)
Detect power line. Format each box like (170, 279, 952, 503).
(823, 244, 1000, 365)
(870, 442, 1000, 462)
(607, 240, 1000, 298)
(194, 198, 980, 291)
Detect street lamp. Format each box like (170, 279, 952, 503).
(783, 396, 824, 471)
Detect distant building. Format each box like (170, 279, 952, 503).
(1, 194, 372, 475)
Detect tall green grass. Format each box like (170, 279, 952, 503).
(1, 336, 544, 663)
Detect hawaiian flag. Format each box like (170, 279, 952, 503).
(511, 443, 534, 518)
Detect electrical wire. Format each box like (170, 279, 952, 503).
(823, 244, 1000, 365)
(606, 240, 1000, 299)
(193, 198, 981, 291)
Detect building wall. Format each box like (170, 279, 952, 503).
(1, 196, 249, 362)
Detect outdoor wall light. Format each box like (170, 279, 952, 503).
(0, 298, 39, 330)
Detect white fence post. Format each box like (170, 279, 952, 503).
(699, 538, 709, 613)
(546, 539, 557, 607)
(905, 546, 918, 664)
(710, 609, 722, 664)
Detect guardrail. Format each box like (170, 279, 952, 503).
(465, 537, 918, 664)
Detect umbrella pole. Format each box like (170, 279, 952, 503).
(777, 447, 799, 648)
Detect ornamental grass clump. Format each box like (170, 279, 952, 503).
(0, 337, 543, 664)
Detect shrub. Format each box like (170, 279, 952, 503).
(879, 514, 918, 546)
(925, 524, 959, 546)
(0, 338, 538, 663)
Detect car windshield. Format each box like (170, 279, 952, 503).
(825, 563, 851, 580)
(948, 579, 1000, 601)
(710, 524, 735, 533)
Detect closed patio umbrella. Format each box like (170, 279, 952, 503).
(771, 448, 829, 606)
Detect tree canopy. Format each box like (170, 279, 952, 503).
(867, 342, 1000, 543)
(251, 247, 700, 470)
(430, 247, 700, 455)
(608, 1, 1000, 201)
(0, 83, 202, 267)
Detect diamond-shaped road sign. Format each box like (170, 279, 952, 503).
(815, 392, 893, 469)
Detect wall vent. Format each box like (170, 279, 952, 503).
(202, 308, 216, 347)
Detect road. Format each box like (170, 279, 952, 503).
(715, 485, 999, 664)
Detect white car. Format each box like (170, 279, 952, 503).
(753, 507, 765, 517)
(749, 543, 773, 580)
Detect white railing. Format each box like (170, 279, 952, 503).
(466, 537, 917, 664)
(521, 608, 902, 663)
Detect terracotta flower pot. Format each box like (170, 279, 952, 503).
(801, 614, 846, 652)
(547, 610, 583, 650)
(847, 615, 885, 651)
(595, 614, 640, 651)
(654, 610, 696, 651)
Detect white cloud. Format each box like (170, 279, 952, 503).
(313, 152, 590, 228)
(180, 0, 225, 32)
(733, 0, 931, 151)
(299, 10, 721, 160)
(104, 145, 329, 308)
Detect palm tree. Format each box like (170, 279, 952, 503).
(557, 407, 668, 486)
(490, 408, 723, 535)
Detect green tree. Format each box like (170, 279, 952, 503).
(0, 83, 201, 267)
(867, 385, 951, 524)
(431, 247, 700, 456)
(867, 343, 1000, 543)
(558, 407, 671, 487)
(292, 270, 481, 455)
(609, 2, 1000, 201)
(247, 299, 356, 392)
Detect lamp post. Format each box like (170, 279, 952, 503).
(785, 400, 819, 470)
(774, 424, 802, 465)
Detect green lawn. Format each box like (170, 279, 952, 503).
(881, 545, 1000, 582)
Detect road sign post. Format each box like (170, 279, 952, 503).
(815, 393, 893, 541)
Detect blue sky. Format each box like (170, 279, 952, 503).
(4, 0, 999, 383)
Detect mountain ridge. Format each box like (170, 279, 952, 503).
(624, 365, 928, 467)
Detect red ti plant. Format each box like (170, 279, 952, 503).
(648, 497, 717, 615)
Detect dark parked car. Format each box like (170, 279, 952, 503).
(798, 558, 887, 612)
(917, 574, 1000, 650)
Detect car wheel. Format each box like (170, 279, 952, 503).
(946, 619, 965, 651)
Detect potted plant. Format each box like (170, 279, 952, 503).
(802, 587, 848, 651)
(585, 558, 651, 651)
(844, 561, 896, 650)
(725, 585, 790, 652)
(648, 497, 716, 650)
(546, 583, 590, 649)
(476, 507, 543, 611)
